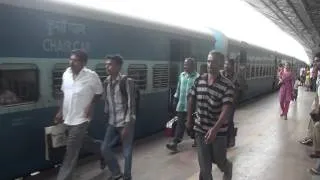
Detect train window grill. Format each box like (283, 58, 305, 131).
(95, 63, 108, 82)
(200, 64, 207, 75)
(259, 65, 263, 77)
(128, 64, 147, 90)
(52, 63, 69, 99)
(169, 64, 179, 87)
(251, 65, 255, 78)
(246, 64, 250, 79)
(255, 65, 259, 78)
(153, 64, 169, 88)
(0, 63, 39, 106)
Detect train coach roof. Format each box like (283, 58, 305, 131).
(1, 0, 216, 41)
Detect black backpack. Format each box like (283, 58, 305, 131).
(119, 75, 140, 116)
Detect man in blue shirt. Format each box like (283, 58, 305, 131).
(166, 58, 199, 152)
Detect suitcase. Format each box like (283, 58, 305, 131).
(165, 116, 178, 137)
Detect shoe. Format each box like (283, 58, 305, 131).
(107, 174, 123, 180)
(309, 152, 320, 158)
(166, 142, 178, 152)
(309, 168, 320, 175)
(223, 161, 232, 180)
(299, 138, 313, 146)
(123, 176, 132, 180)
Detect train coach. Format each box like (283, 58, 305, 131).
(0, 1, 305, 179)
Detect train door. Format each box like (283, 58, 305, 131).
(168, 39, 191, 116)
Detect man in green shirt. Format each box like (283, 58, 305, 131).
(166, 58, 199, 152)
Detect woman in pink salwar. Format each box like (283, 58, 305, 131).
(279, 62, 294, 120)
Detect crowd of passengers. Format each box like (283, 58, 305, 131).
(46, 48, 246, 180)
(8, 48, 320, 179)
(295, 52, 320, 176)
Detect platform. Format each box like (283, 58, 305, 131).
(26, 88, 320, 180)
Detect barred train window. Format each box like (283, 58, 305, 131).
(269, 66, 272, 76)
(169, 64, 179, 87)
(128, 64, 147, 90)
(255, 66, 259, 78)
(52, 63, 69, 99)
(95, 63, 108, 82)
(0, 64, 39, 106)
(200, 64, 207, 75)
(153, 64, 169, 88)
(246, 64, 250, 79)
(251, 65, 255, 78)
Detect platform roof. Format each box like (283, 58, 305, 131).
(243, 0, 320, 62)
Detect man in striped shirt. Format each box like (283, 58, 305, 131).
(166, 58, 199, 152)
(101, 55, 136, 180)
(187, 51, 234, 180)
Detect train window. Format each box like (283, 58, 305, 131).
(263, 66, 267, 77)
(153, 64, 169, 88)
(52, 63, 69, 99)
(200, 64, 207, 75)
(0, 63, 39, 106)
(169, 64, 179, 87)
(95, 63, 108, 82)
(255, 65, 259, 78)
(128, 64, 147, 90)
(251, 65, 255, 78)
(260, 66, 263, 77)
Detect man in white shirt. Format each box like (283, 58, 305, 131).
(55, 49, 103, 180)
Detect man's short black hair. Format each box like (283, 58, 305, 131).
(105, 54, 124, 66)
(71, 49, 88, 64)
(185, 57, 196, 65)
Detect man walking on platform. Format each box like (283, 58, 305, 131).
(55, 49, 103, 180)
(186, 51, 234, 180)
(166, 58, 199, 152)
(101, 55, 136, 180)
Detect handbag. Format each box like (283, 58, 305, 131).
(165, 116, 178, 137)
(44, 123, 67, 161)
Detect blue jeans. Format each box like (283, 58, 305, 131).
(101, 123, 135, 178)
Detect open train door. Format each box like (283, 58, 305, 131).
(168, 39, 191, 118)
